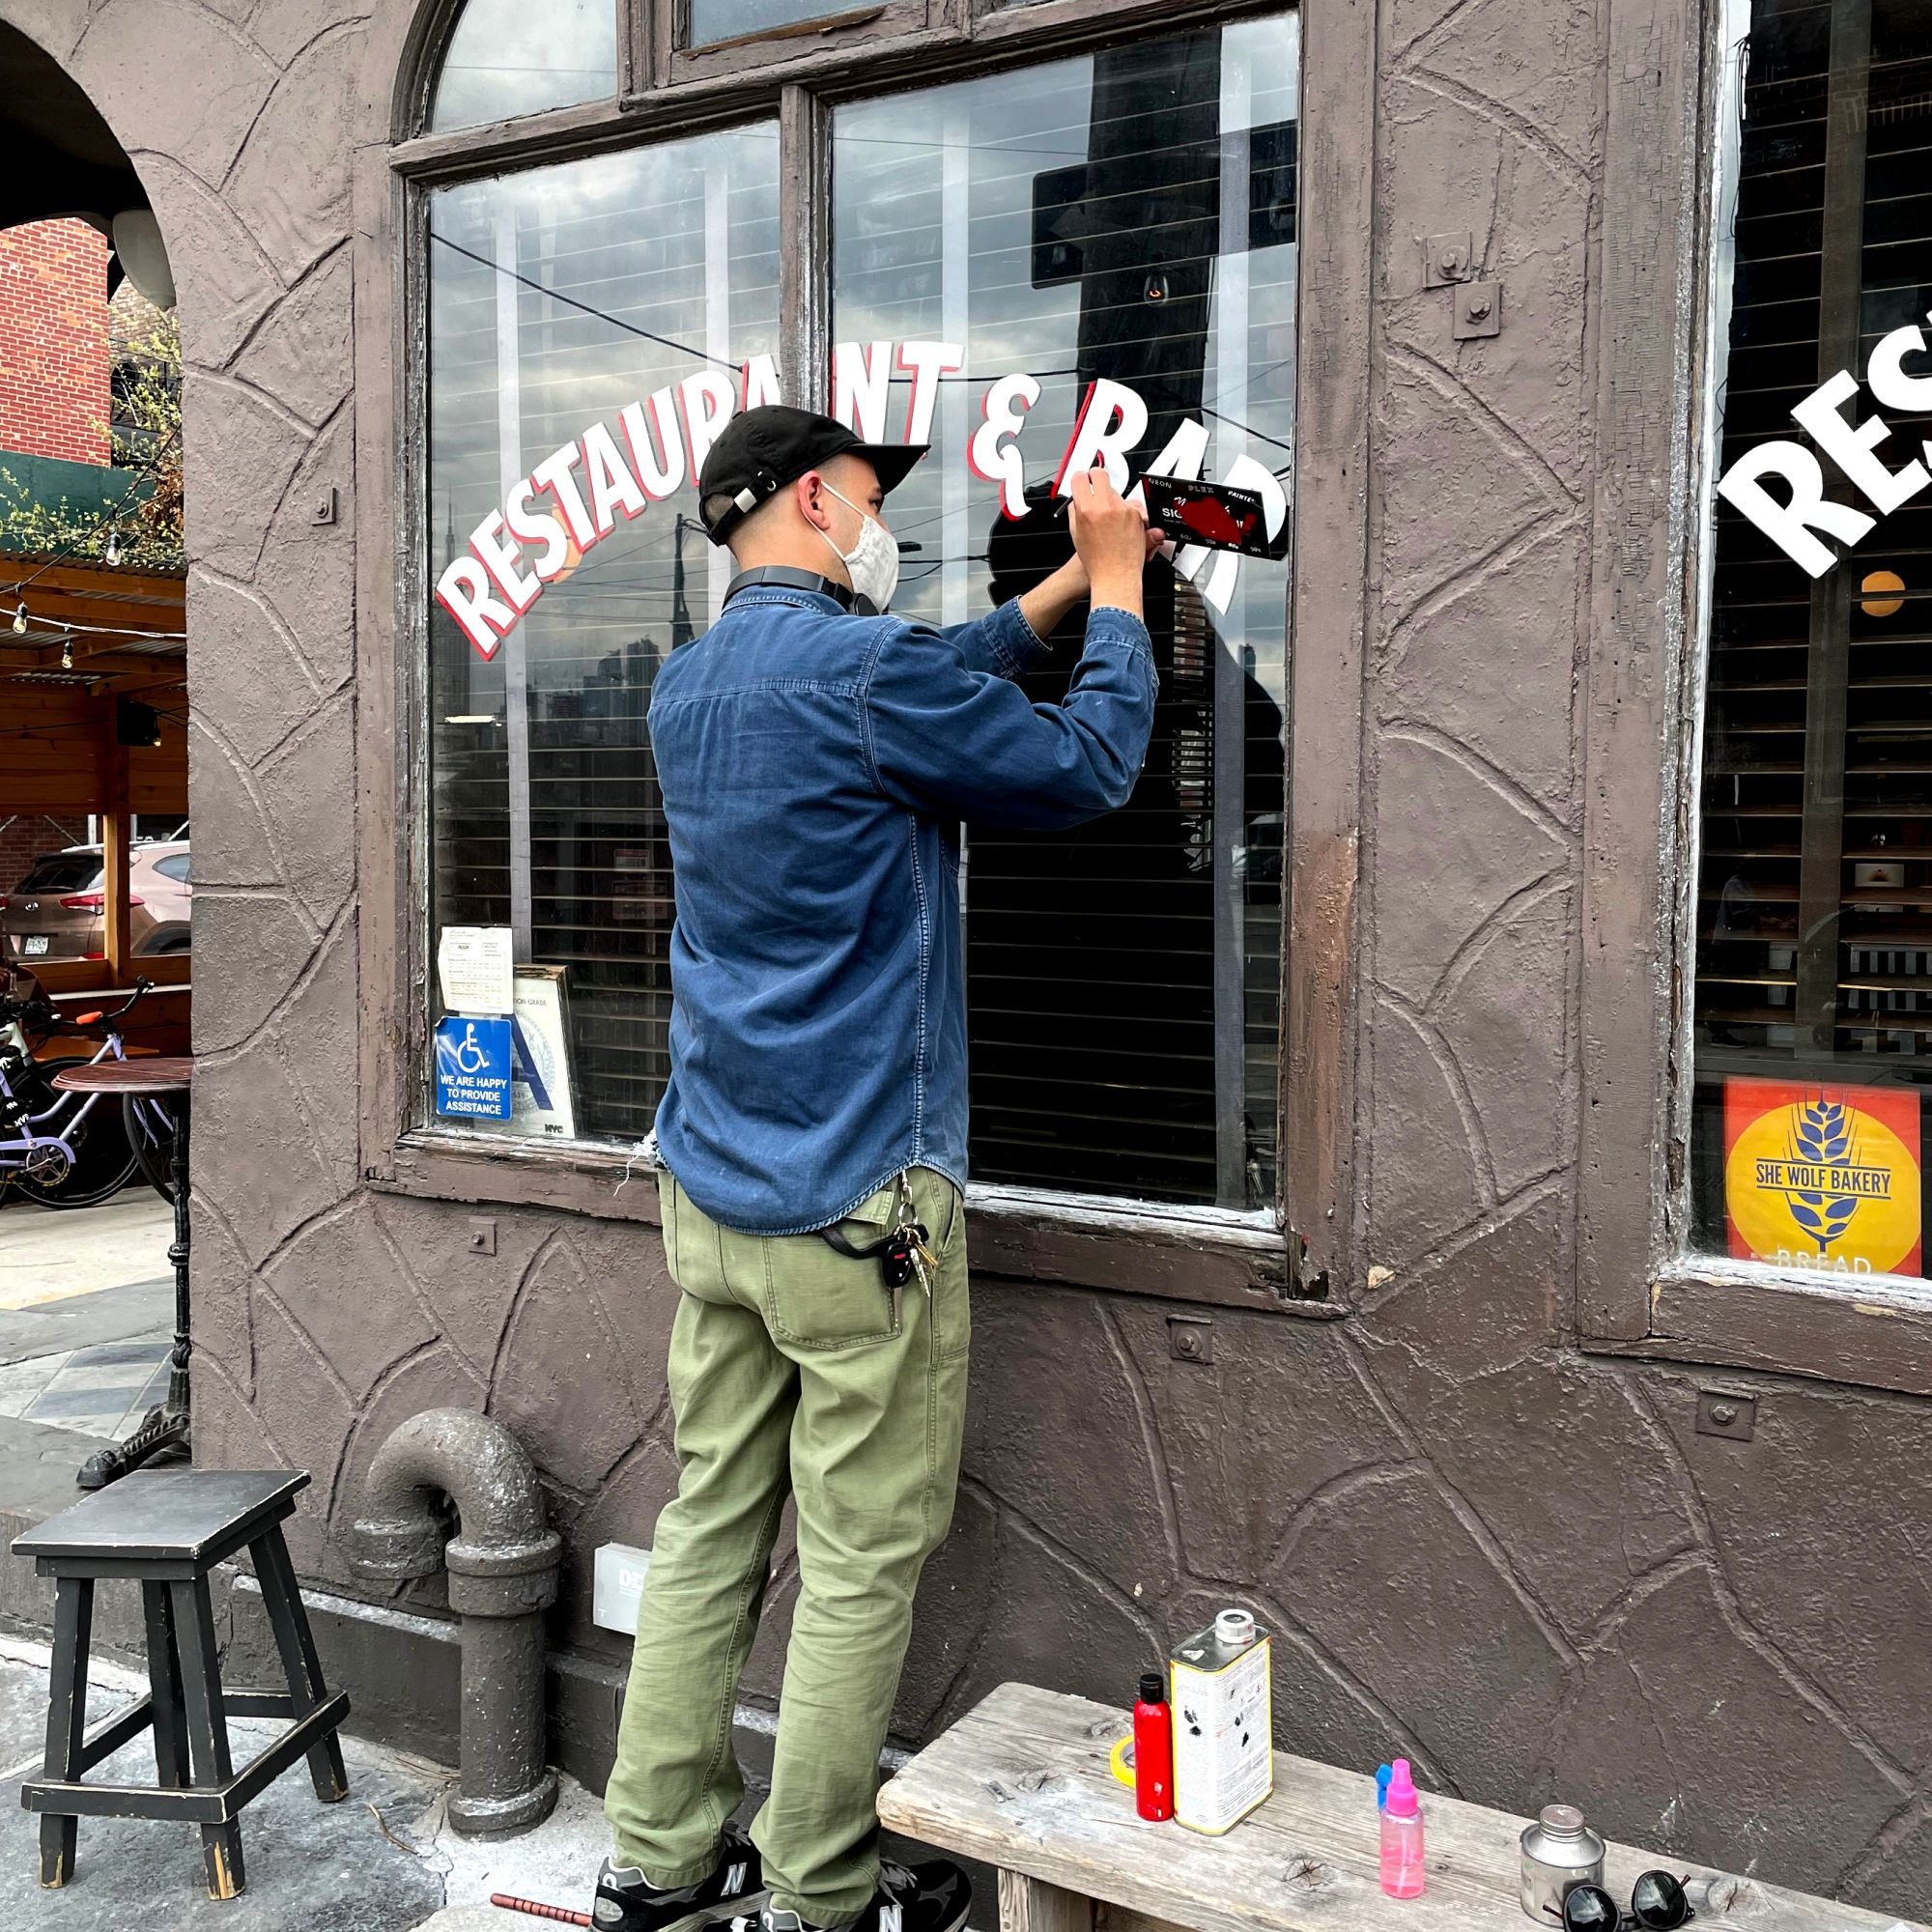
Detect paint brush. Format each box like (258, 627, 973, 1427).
(490, 1892, 592, 1926)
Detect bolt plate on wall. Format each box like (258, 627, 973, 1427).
(1424, 231, 1473, 288)
(1453, 280, 1502, 339)
(1167, 1316, 1214, 1364)
(1695, 1390, 1756, 1441)
(468, 1217, 497, 1257)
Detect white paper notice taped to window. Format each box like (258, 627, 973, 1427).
(510, 965, 577, 1142)
(438, 924, 515, 1016)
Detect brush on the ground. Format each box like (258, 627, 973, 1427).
(490, 1891, 592, 1925)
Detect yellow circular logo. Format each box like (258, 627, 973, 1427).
(1727, 1095, 1919, 1273)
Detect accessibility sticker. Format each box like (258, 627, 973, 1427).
(435, 1015, 513, 1122)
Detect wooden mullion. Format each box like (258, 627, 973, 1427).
(1793, 0, 1872, 1049)
(780, 85, 830, 412)
(620, 0, 654, 98)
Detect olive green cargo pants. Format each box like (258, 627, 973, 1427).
(605, 1164, 970, 1929)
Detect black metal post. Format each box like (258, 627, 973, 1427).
(78, 1094, 191, 1489)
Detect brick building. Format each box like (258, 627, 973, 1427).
(0, 217, 108, 468)
(0, 815, 89, 891)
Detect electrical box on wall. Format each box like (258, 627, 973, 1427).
(593, 1541, 653, 1634)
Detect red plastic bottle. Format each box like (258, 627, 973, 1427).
(1133, 1670, 1175, 1822)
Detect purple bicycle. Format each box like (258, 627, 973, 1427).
(0, 979, 159, 1208)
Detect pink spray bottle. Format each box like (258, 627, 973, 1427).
(1379, 1758, 1425, 1897)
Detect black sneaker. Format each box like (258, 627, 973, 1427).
(750, 1858, 971, 1932)
(593, 1826, 768, 1932)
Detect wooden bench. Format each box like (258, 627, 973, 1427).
(876, 1684, 1924, 1932)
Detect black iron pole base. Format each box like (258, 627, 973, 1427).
(80, 1093, 191, 1491)
(77, 1404, 190, 1492)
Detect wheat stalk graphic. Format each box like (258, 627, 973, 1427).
(1785, 1097, 1859, 1250)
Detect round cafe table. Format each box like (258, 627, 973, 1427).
(50, 1058, 193, 1489)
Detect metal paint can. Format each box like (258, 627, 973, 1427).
(1520, 1804, 1606, 1921)
(1169, 1607, 1273, 1834)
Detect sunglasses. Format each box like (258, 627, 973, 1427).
(1545, 1873, 1695, 1932)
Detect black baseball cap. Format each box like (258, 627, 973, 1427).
(697, 405, 928, 545)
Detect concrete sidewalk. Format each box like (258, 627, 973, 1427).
(0, 1194, 175, 1310)
(0, 1634, 616, 1931)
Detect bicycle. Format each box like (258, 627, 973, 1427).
(0, 979, 170, 1209)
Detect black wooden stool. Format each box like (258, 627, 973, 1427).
(11, 1469, 350, 1898)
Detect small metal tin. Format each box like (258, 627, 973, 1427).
(1520, 1804, 1606, 1921)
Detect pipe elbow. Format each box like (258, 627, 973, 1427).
(352, 1407, 558, 1602)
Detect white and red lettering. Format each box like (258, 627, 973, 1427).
(1717, 440, 1876, 579)
(833, 340, 893, 444)
(620, 391, 685, 501)
(967, 373, 1041, 520)
(1868, 320, 1932, 448)
(581, 421, 648, 537)
(1053, 379, 1150, 495)
(678, 369, 737, 489)
(1791, 369, 1929, 517)
(469, 510, 540, 614)
(436, 554, 514, 658)
(897, 340, 963, 443)
(505, 476, 571, 582)
(531, 442, 598, 550)
(742, 353, 781, 411)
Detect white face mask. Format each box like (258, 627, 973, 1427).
(815, 482, 900, 611)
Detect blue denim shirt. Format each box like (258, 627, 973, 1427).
(647, 586, 1157, 1235)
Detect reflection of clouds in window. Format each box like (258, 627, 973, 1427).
(831, 16, 1297, 1210)
(430, 0, 616, 132)
(427, 125, 780, 1145)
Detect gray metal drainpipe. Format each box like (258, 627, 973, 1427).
(350, 1406, 562, 1835)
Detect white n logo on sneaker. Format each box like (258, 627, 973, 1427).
(724, 1862, 749, 1894)
(880, 1906, 903, 1932)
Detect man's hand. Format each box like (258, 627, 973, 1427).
(1068, 465, 1154, 622)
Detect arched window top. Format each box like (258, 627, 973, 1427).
(428, 0, 616, 133)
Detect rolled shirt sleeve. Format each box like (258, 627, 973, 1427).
(935, 596, 1052, 682)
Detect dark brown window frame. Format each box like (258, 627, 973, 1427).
(1577, 0, 1932, 1398)
(640, 0, 949, 92)
(354, 0, 1371, 1316)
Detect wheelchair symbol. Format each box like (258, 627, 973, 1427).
(453, 1022, 489, 1074)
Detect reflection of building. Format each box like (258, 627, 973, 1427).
(22, 0, 1932, 1911)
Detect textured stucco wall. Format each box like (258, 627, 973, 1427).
(10, 0, 1929, 1914)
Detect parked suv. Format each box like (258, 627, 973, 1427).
(0, 842, 191, 964)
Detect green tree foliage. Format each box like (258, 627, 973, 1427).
(0, 310, 183, 571)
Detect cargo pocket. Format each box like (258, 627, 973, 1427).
(764, 1179, 903, 1350)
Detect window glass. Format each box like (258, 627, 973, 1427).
(429, 0, 617, 132)
(689, 0, 852, 46)
(1693, 0, 1932, 1279)
(428, 128, 780, 1144)
(14, 854, 100, 895)
(154, 854, 190, 882)
(832, 16, 1298, 1209)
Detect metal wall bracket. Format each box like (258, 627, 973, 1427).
(1424, 231, 1474, 288)
(1452, 280, 1502, 340)
(1695, 1390, 1756, 1441)
(310, 487, 338, 526)
(467, 1217, 497, 1257)
(1167, 1316, 1214, 1364)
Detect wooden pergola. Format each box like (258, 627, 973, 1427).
(0, 554, 188, 1051)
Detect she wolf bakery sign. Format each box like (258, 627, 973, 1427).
(1724, 1077, 1922, 1276)
(435, 341, 1288, 658)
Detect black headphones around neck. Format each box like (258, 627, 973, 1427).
(723, 565, 877, 616)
